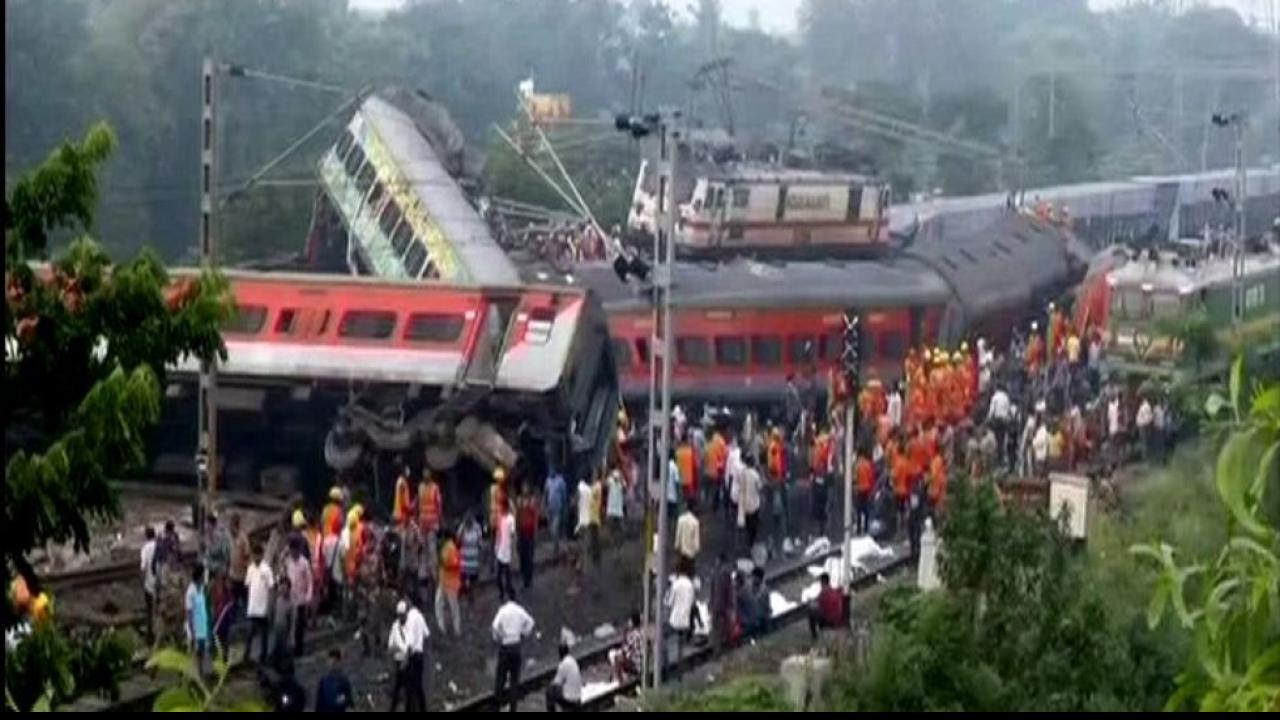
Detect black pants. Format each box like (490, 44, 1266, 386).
(494, 645, 522, 712)
(406, 651, 425, 712)
(292, 604, 307, 657)
(143, 590, 155, 643)
(855, 491, 871, 535)
(744, 511, 760, 549)
(389, 662, 408, 712)
(496, 561, 515, 601)
(812, 479, 829, 534)
(517, 534, 536, 589)
(243, 617, 269, 663)
(545, 684, 582, 712)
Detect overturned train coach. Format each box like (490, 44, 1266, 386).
(154, 271, 618, 496)
(578, 212, 1091, 409)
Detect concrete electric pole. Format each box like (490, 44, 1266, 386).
(198, 57, 221, 543)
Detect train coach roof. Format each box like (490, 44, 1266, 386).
(906, 213, 1088, 317)
(572, 256, 950, 312)
(358, 95, 521, 286)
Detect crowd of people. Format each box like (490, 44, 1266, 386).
(136, 297, 1180, 711)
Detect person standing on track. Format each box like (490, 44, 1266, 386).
(494, 497, 516, 602)
(140, 526, 158, 645)
(435, 532, 462, 637)
(491, 597, 535, 712)
(516, 485, 540, 591)
(674, 500, 701, 577)
(243, 544, 274, 665)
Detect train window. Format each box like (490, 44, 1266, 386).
(404, 242, 429, 278)
(789, 335, 816, 364)
(343, 143, 366, 178)
(881, 331, 906, 361)
(315, 310, 331, 336)
(635, 337, 650, 364)
(732, 187, 750, 208)
(405, 313, 465, 343)
(422, 259, 439, 280)
(677, 337, 711, 367)
(611, 338, 633, 367)
(714, 336, 747, 366)
(275, 308, 298, 335)
(847, 186, 863, 221)
(355, 160, 376, 197)
(338, 310, 397, 340)
(366, 181, 386, 215)
(751, 335, 782, 367)
(334, 130, 355, 162)
(378, 198, 401, 237)
(390, 222, 413, 256)
(224, 305, 267, 335)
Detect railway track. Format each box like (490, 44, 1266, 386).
(450, 542, 913, 713)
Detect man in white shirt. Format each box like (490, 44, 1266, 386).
(987, 385, 1012, 469)
(494, 498, 516, 602)
(1135, 396, 1153, 462)
(575, 477, 595, 575)
(545, 642, 583, 712)
(738, 459, 763, 550)
(139, 527, 157, 644)
(491, 599, 535, 712)
(386, 599, 429, 712)
(665, 569, 697, 679)
(242, 545, 274, 665)
(887, 384, 903, 429)
(674, 503, 701, 576)
(1032, 421, 1050, 479)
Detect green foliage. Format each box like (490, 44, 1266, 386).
(147, 646, 267, 712)
(654, 676, 792, 712)
(4, 620, 136, 712)
(834, 477, 1177, 711)
(3, 123, 231, 711)
(1133, 358, 1280, 711)
(1156, 308, 1219, 373)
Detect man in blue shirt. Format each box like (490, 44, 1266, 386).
(314, 648, 354, 712)
(544, 466, 567, 558)
(185, 563, 209, 676)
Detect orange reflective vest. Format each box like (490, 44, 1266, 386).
(929, 454, 947, 506)
(393, 475, 413, 527)
(855, 456, 875, 495)
(891, 451, 912, 500)
(321, 502, 344, 539)
(907, 435, 928, 480)
(676, 443, 698, 492)
(1027, 335, 1045, 375)
(705, 433, 728, 484)
(418, 481, 442, 533)
(767, 437, 787, 484)
(344, 523, 364, 582)
(810, 433, 832, 477)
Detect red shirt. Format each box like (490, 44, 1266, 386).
(817, 586, 844, 626)
(516, 498, 539, 538)
(855, 457, 875, 495)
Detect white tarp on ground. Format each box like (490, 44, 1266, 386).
(582, 680, 620, 702)
(800, 536, 896, 603)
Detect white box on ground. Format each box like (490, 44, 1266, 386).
(1049, 472, 1090, 539)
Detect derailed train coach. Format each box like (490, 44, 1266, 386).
(579, 212, 1089, 410)
(155, 271, 618, 500)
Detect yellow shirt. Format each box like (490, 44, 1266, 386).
(1066, 335, 1081, 364)
(1048, 430, 1065, 459)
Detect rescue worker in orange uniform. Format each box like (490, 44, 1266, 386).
(676, 434, 699, 505)
(767, 427, 787, 485)
(904, 347, 921, 390)
(907, 428, 929, 492)
(854, 449, 875, 535)
(704, 428, 728, 511)
(891, 437, 913, 525)
(928, 452, 948, 511)
(418, 470, 443, 538)
(342, 505, 365, 585)
(1027, 322, 1045, 377)
(809, 424, 834, 535)
(392, 462, 414, 529)
(321, 486, 344, 540)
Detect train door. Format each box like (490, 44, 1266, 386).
(463, 295, 519, 388)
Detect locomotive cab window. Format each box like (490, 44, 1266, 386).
(224, 305, 268, 335)
(715, 336, 747, 366)
(405, 313, 465, 343)
(751, 335, 782, 367)
(339, 310, 397, 340)
(677, 337, 711, 367)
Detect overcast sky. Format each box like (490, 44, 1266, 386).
(351, 0, 1275, 37)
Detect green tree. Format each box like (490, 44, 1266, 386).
(4, 124, 231, 711)
(1133, 358, 1280, 711)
